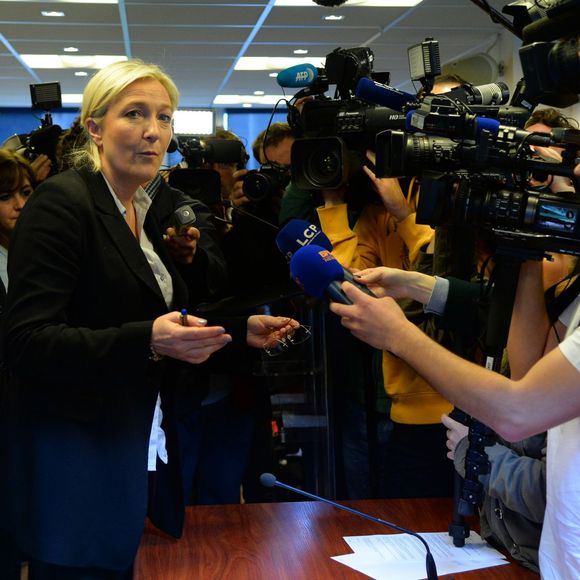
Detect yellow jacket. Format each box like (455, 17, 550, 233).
(317, 203, 453, 424)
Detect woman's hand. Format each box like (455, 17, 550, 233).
(163, 226, 200, 265)
(246, 315, 299, 349)
(151, 311, 231, 364)
(441, 413, 469, 460)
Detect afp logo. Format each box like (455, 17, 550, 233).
(295, 69, 315, 84)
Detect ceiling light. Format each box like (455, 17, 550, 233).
(63, 47, 79, 53)
(293, 49, 309, 55)
(236, 57, 324, 71)
(269, 72, 278, 78)
(214, 94, 287, 106)
(41, 11, 65, 17)
(74, 71, 88, 77)
(21, 54, 127, 69)
(253, 90, 265, 96)
(275, 0, 422, 6)
(324, 15, 344, 20)
(242, 104, 253, 109)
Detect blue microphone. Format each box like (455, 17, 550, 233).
(355, 77, 416, 112)
(260, 472, 439, 580)
(276, 219, 333, 262)
(290, 244, 376, 304)
(277, 63, 319, 88)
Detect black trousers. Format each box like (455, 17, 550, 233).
(383, 422, 454, 498)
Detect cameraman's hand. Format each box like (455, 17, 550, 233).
(246, 315, 299, 349)
(441, 413, 469, 460)
(364, 150, 410, 221)
(231, 168, 250, 207)
(163, 226, 200, 265)
(151, 311, 231, 364)
(354, 267, 436, 304)
(31, 154, 52, 182)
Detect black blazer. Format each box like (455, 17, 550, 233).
(0, 168, 189, 570)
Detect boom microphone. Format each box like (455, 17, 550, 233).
(259, 472, 438, 580)
(355, 77, 416, 112)
(290, 244, 376, 304)
(277, 63, 320, 88)
(275, 219, 333, 262)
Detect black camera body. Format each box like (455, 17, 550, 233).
(514, 0, 580, 108)
(177, 136, 247, 170)
(242, 163, 290, 202)
(288, 47, 406, 190)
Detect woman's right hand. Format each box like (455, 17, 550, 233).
(151, 311, 232, 364)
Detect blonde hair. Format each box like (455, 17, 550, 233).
(72, 59, 179, 171)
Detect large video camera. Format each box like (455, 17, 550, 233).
(373, 0, 580, 256)
(504, 0, 580, 108)
(286, 46, 407, 189)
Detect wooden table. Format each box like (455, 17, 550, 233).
(135, 498, 539, 579)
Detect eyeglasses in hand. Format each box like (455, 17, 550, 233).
(263, 324, 312, 357)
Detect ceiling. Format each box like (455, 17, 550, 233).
(0, 0, 514, 110)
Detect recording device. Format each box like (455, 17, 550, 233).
(474, 0, 580, 107)
(289, 244, 376, 304)
(275, 218, 333, 262)
(173, 204, 197, 236)
(277, 63, 322, 89)
(376, 119, 580, 255)
(0, 82, 64, 175)
(169, 137, 248, 206)
(177, 136, 248, 170)
(242, 163, 291, 202)
(259, 472, 438, 580)
(286, 46, 406, 189)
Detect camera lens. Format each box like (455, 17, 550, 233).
(243, 170, 270, 202)
(305, 147, 341, 188)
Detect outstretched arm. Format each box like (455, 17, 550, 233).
(330, 282, 580, 441)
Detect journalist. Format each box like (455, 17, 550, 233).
(0, 58, 296, 579)
(329, 161, 580, 579)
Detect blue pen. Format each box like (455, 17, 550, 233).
(180, 308, 188, 326)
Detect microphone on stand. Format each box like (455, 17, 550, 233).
(260, 473, 439, 580)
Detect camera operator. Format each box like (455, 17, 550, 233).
(329, 155, 580, 577)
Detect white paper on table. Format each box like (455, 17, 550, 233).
(331, 531, 509, 580)
(332, 551, 508, 580)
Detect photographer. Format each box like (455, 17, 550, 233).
(328, 158, 580, 578)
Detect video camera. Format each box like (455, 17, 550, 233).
(169, 136, 248, 207)
(284, 46, 407, 189)
(505, 0, 580, 108)
(371, 0, 580, 257)
(242, 163, 291, 203)
(2, 82, 63, 175)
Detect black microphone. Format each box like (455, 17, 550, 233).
(260, 473, 439, 580)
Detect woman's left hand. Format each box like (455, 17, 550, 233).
(246, 315, 299, 349)
(164, 226, 200, 265)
